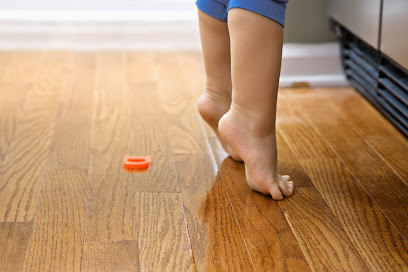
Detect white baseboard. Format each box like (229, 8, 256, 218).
(280, 43, 348, 87)
(279, 74, 348, 87)
(0, 20, 202, 51)
(0, 18, 348, 86)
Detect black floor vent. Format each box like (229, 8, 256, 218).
(378, 57, 408, 136)
(334, 24, 408, 137)
(338, 28, 381, 107)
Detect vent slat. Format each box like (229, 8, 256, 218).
(379, 78, 408, 107)
(377, 96, 408, 133)
(337, 24, 408, 137)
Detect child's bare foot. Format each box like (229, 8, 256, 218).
(218, 105, 294, 200)
(197, 90, 242, 161)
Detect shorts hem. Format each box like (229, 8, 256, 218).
(227, 0, 287, 27)
(196, 0, 228, 22)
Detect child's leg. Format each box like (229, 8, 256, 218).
(219, 8, 294, 200)
(196, 9, 241, 160)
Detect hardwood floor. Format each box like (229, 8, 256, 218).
(0, 51, 407, 271)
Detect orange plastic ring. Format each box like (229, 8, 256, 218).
(123, 155, 151, 169)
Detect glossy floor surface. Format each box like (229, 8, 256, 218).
(0, 51, 407, 271)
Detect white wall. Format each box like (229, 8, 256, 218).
(1, 0, 334, 43)
(0, 0, 197, 21)
(0, 0, 194, 11)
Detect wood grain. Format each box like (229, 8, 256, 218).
(129, 130, 179, 192)
(276, 130, 314, 188)
(166, 52, 254, 270)
(175, 155, 254, 271)
(276, 101, 337, 160)
(85, 52, 136, 242)
(210, 115, 366, 271)
(126, 52, 162, 117)
(2, 51, 408, 271)
(0, 52, 69, 222)
(286, 90, 408, 241)
(0, 52, 43, 85)
(0, 52, 43, 156)
(82, 241, 139, 272)
(126, 51, 156, 85)
(0, 222, 32, 272)
(279, 187, 369, 271)
(126, 53, 179, 192)
(278, 96, 408, 271)
(0, 52, 13, 79)
(136, 192, 195, 271)
(302, 158, 408, 271)
(277, 129, 368, 271)
(47, 52, 95, 170)
(324, 88, 408, 185)
(220, 158, 311, 271)
(22, 170, 87, 271)
(127, 52, 196, 267)
(154, 52, 208, 155)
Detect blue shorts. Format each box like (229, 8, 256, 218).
(196, 0, 289, 27)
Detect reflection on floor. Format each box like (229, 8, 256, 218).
(0, 51, 407, 271)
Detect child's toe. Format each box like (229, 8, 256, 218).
(279, 179, 294, 197)
(270, 183, 284, 200)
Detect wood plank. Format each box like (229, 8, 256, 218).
(0, 52, 43, 156)
(154, 52, 208, 155)
(0, 52, 69, 222)
(136, 192, 195, 271)
(127, 52, 195, 269)
(22, 170, 87, 272)
(0, 52, 43, 85)
(214, 131, 367, 271)
(276, 98, 337, 160)
(279, 187, 369, 271)
(127, 82, 164, 117)
(129, 130, 179, 192)
(176, 52, 257, 270)
(277, 131, 367, 271)
(285, 89, 408, 241)
(154, 52, 192, 107)
(220, 158, 312, 271)
(175, 154, 254, 271)
(276, 130, 314, 188)
(324, 88, 408, 184)
(207, 102, 367, 271)
(126, 52, 179, 192)
(47, 52, 95, 170)
(126, 51, 155, 85)
(84, 52, 136, 242)
(82, 241, 139, 272)
(302, 158, 408, 271)
(0, 52, 13, 79)
(126, 53, 167, 131)
(0, 222, 32, 272)
(277, 96, 408, 271)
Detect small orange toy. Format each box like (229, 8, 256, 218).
(123, 156, 151, 170)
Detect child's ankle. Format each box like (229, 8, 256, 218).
(229, 102, 276, 135)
